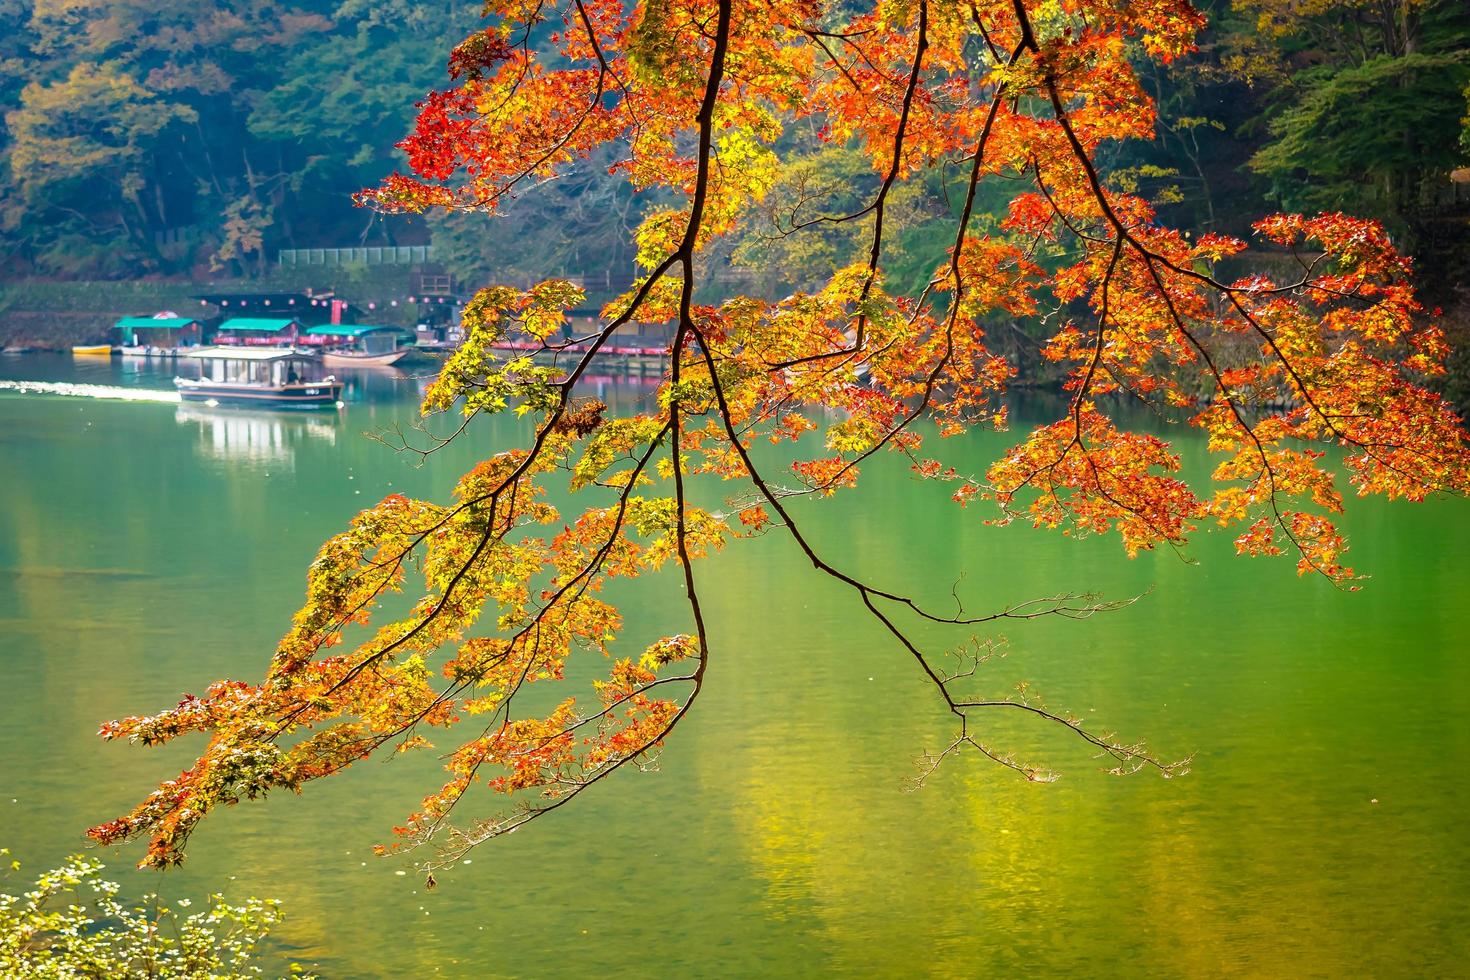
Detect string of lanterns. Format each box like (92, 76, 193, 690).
(200, 296, 459, 308)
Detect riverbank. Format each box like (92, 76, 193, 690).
(0, 273, 421, 349)
(6, 270, 1467, 414)
(0, 283, 203, 349)
(0, 271, 638, 350)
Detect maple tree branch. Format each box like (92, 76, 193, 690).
(402, 0, 736, 868)
(690, 322, 1178, 780)
(768, 0, 930, 372)
(94, 0, 1470, 875)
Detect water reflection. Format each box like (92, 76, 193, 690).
(332, 364, 411, 404)
(1, 352, 667, 415)
(576, 372, 662, 413)
(379, 365, 661, 417)
(5, 352, 1469, 976)
(175, 404, 338, 469)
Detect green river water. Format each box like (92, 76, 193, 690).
(1, 353, 1468, 977)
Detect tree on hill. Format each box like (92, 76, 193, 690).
(1222, 0, 1470, 254)
(0, 0, 480, 276)
(90, 0, 1470, 876)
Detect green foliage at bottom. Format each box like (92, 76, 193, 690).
(0, 850, 313, 979)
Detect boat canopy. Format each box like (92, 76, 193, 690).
(303, 324, 413, 338)
(217, 317, 300, 333)
(113, 316, 201, 331)
(182, 346, 312, 362)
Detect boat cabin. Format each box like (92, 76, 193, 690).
(176, 347, 342, 408)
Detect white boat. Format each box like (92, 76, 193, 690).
(174, 347, 343, 409)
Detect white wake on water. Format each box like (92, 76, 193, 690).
(0, 380, 181, 403)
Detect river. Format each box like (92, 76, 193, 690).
(1, 352, 1467, 977)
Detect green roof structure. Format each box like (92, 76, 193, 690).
(303, 324, 414, 338)
(113, 316, 201, 331)
(217, 318, 300, 332)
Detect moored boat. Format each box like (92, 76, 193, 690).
(72, 344, 114, 356)
(119, 346, 181, 358)
(321, 348, 409, 368)
(175, 347, 343, 409)
(303, 324, 415, 368)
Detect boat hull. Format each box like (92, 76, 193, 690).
(120, 346, 184, 358)
(321, 349, 408, 368)
(175, 379, 343, 408)
(72, 345, 115, 356)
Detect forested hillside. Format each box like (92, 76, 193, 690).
(0, 0, 478, 277)
(2, 0, 1466, 300)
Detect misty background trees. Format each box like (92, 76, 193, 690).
(1, 0, 1465, 297)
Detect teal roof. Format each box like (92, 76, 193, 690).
(113, 316, 200, 330)
(304, 323, 413, 338)
(218, 317, 299, 332)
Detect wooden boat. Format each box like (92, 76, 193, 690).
(320, 348, 409, 368)
(304, 324, 414, 369)
(72, 344, 114, 356)
(174, 347, 343, 409)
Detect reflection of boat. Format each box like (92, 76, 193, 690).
(72, 345, 114, 356)
(174, 347, 343, 408)
(176, 403, 339, 467)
